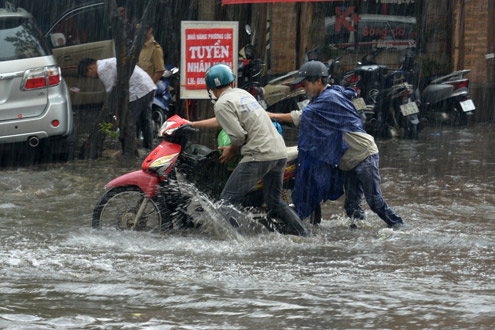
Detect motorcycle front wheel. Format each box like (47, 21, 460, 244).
(152, 106, 166, 138)
(92, 185, 168, 231)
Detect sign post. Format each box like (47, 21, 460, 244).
(180, 21, 239, 100)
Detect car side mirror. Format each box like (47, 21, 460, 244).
(49, 33, 67, 48)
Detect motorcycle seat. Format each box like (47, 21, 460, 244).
(422, 84, 454, 104)
(356, 64, 385, 72)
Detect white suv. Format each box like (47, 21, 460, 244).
(0, 5, 72, 149)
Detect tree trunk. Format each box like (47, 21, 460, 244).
(198, 0, 215, 20)
(80, 0, 158, 159)
(251, 4, 267, 70)
(78, 91, 116, 160)
(487, 0, 495, 84)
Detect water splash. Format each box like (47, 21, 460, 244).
(174, 172, 274, 241)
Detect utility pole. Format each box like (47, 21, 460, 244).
(487, 0, 495, 84)
(452, 0, 465, 71)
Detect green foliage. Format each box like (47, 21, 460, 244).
(99, 122, 118, 139)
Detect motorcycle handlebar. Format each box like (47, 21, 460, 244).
(162, 124, 199, 149)
(176, 124, 199, 136)
(161, 124, 198, 140)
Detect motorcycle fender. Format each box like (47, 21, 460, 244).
(105, 170, 159, 198)
(153, 98, 169, 111)
(451, 90, 468, 98)
(264, 84, 290, 105)
(408, 114, 420, 124)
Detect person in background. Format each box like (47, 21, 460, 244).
(268, 61, 407, 229)
(188, 64, 309, 237)
(77, 57, 156, 150)
(136, 26, 165, 146)
(137, 26, 165, 84)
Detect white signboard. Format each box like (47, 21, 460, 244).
(180, 21, 238, 99)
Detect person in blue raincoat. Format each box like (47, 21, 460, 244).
(268, 61, 407, 229)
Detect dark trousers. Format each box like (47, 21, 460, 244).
(343, 153, 403, 227)
(220, 158, 309, 236)
(129, 91, 154, 149)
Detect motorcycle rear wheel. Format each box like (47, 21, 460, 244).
(283, 188, 322, 226)
(92, 185, 168, 231)
(409, 122, 418, 139)
(399, 115, 419, 139)
(450, 105, 468, 127)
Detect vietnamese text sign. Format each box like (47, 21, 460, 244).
(185, 28, 234, 89)
(181, 21, 238, 99)
(222, 0, 346, 4)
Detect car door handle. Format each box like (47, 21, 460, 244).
(63, 55, 73, 61)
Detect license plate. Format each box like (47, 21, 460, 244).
(400, 102, 419, 116)
(352, 97, 366, 110)
(460, 99, 476, 112)
(297, 99, 310, 110)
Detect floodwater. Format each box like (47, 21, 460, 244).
(1, 123, 494, 329)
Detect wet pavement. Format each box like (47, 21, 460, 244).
(0, 123, 494, 329)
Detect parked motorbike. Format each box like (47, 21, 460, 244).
(261, 49, 344, 115)
(263, 72, 308, 113)
(375, 70, 419, 139)
(398, 48, 475, 127)
(92, 115, 312, 235)
(238, 24, 268, 109)
(152, 67, 179, 137)
(341, 49, 420, 138)
(418, 69, 475, 127)
(262, 53, 347, 144)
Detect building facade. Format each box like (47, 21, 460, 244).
(260, 0, 494, 121)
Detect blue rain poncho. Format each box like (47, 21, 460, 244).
(292, 85, 366, 219)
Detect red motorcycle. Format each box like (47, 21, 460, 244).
(92, 115, 314, 235)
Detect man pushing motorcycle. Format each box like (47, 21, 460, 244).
(268, 61, 408, 229)
(188, 64, 309, 237)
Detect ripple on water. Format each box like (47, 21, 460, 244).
(1, 124, 495, 328)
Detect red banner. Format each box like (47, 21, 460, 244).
(184, 28, 235, 90)
(222, 0, 343, 4)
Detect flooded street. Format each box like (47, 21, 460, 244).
(1, 123, 494, 329)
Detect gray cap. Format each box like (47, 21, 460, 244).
(292, 60, 328, 85)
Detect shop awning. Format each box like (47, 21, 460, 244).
(222, 0, 345, 4)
